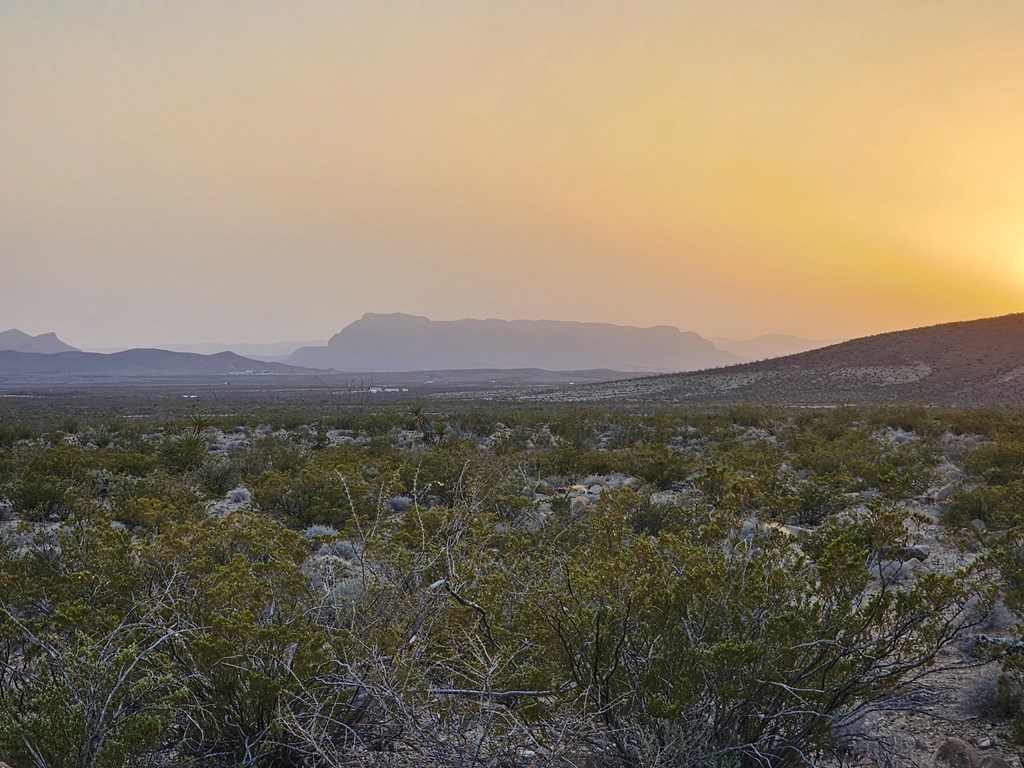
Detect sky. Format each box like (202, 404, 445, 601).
(2, 1, 1024, 349)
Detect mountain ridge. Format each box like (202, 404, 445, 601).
(0, 348, 309, 378)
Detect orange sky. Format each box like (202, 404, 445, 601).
(2, 1, 1024, 347)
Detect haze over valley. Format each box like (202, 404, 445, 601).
(0, 313, 843, 384)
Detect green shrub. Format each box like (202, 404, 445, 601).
(157, 432, 207, 473)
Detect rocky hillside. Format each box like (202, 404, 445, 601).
(289, 313, 739, 372)
(527, 313, 1024, 406)
(0, 329, 78, 354)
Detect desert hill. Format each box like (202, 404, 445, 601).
(110, 340, 326, 362)
(289, 313, 739, 372)
(0, 329, 78, 354)
(530, 313, 1024, 406)
(0, 348, 307, 379)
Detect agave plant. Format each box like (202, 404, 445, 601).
(90, 427, 116, 448)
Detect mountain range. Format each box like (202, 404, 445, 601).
(0, 329, 78, 354)
(8, 315, 1023, 406)
(545, 313, 1024, 406)
(87, 340, 327, 362)
(1, 320, 834, 375)
(0, 349, 305, 378)
(289, 313, 739, 371)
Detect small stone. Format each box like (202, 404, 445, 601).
(935, 738, 981, 768)
(977, 738, 994, 749)
(979, 758, 1012, 768)
(969, 519, 988, 532)
(570, 496, 590, 515)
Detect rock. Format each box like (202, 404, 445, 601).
(226, 487, 251, 505)
(979, 758, 1012, 768)
(898, 544, 931, 562)
(604, 473, 631, 490)
(588, 484, 603, 495)
(389, 495, 413, 512)
(873, 558, 921, 583)
(207, 486, 254, 516)
(570, 496, 590, 515)
(649, 490, 680, 505)
(934, 738, 981, 768)
(970, 519, 988, 532)
(933, 483, 958, 501)
(977, 737, 994, 749)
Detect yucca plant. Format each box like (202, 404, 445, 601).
(187, 412, 212, 435)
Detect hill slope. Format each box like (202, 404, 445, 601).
(531, 313, 1024, 405)
(0, 329, 78, 354)
(289, 313, 739, 371)
(710, 334, 840, 361)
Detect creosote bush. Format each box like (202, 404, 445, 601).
(0, 404, 1018, 766)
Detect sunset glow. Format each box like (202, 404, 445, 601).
(3, 1, 1024, 347)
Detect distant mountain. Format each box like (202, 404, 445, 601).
(289, 313, 739, 372)
(0, 349, 308, 378)
(0, 329, 78, 354)
(117, 340, 327, 362)
(538, 313, 1024, 406)
(710, 334, 841, 361)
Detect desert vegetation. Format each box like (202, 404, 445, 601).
(0, 403, 1022, 767)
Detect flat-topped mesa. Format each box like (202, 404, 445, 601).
(288, 313, 740, 372)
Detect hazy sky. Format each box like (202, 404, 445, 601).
(3, 1, 1024, 348)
